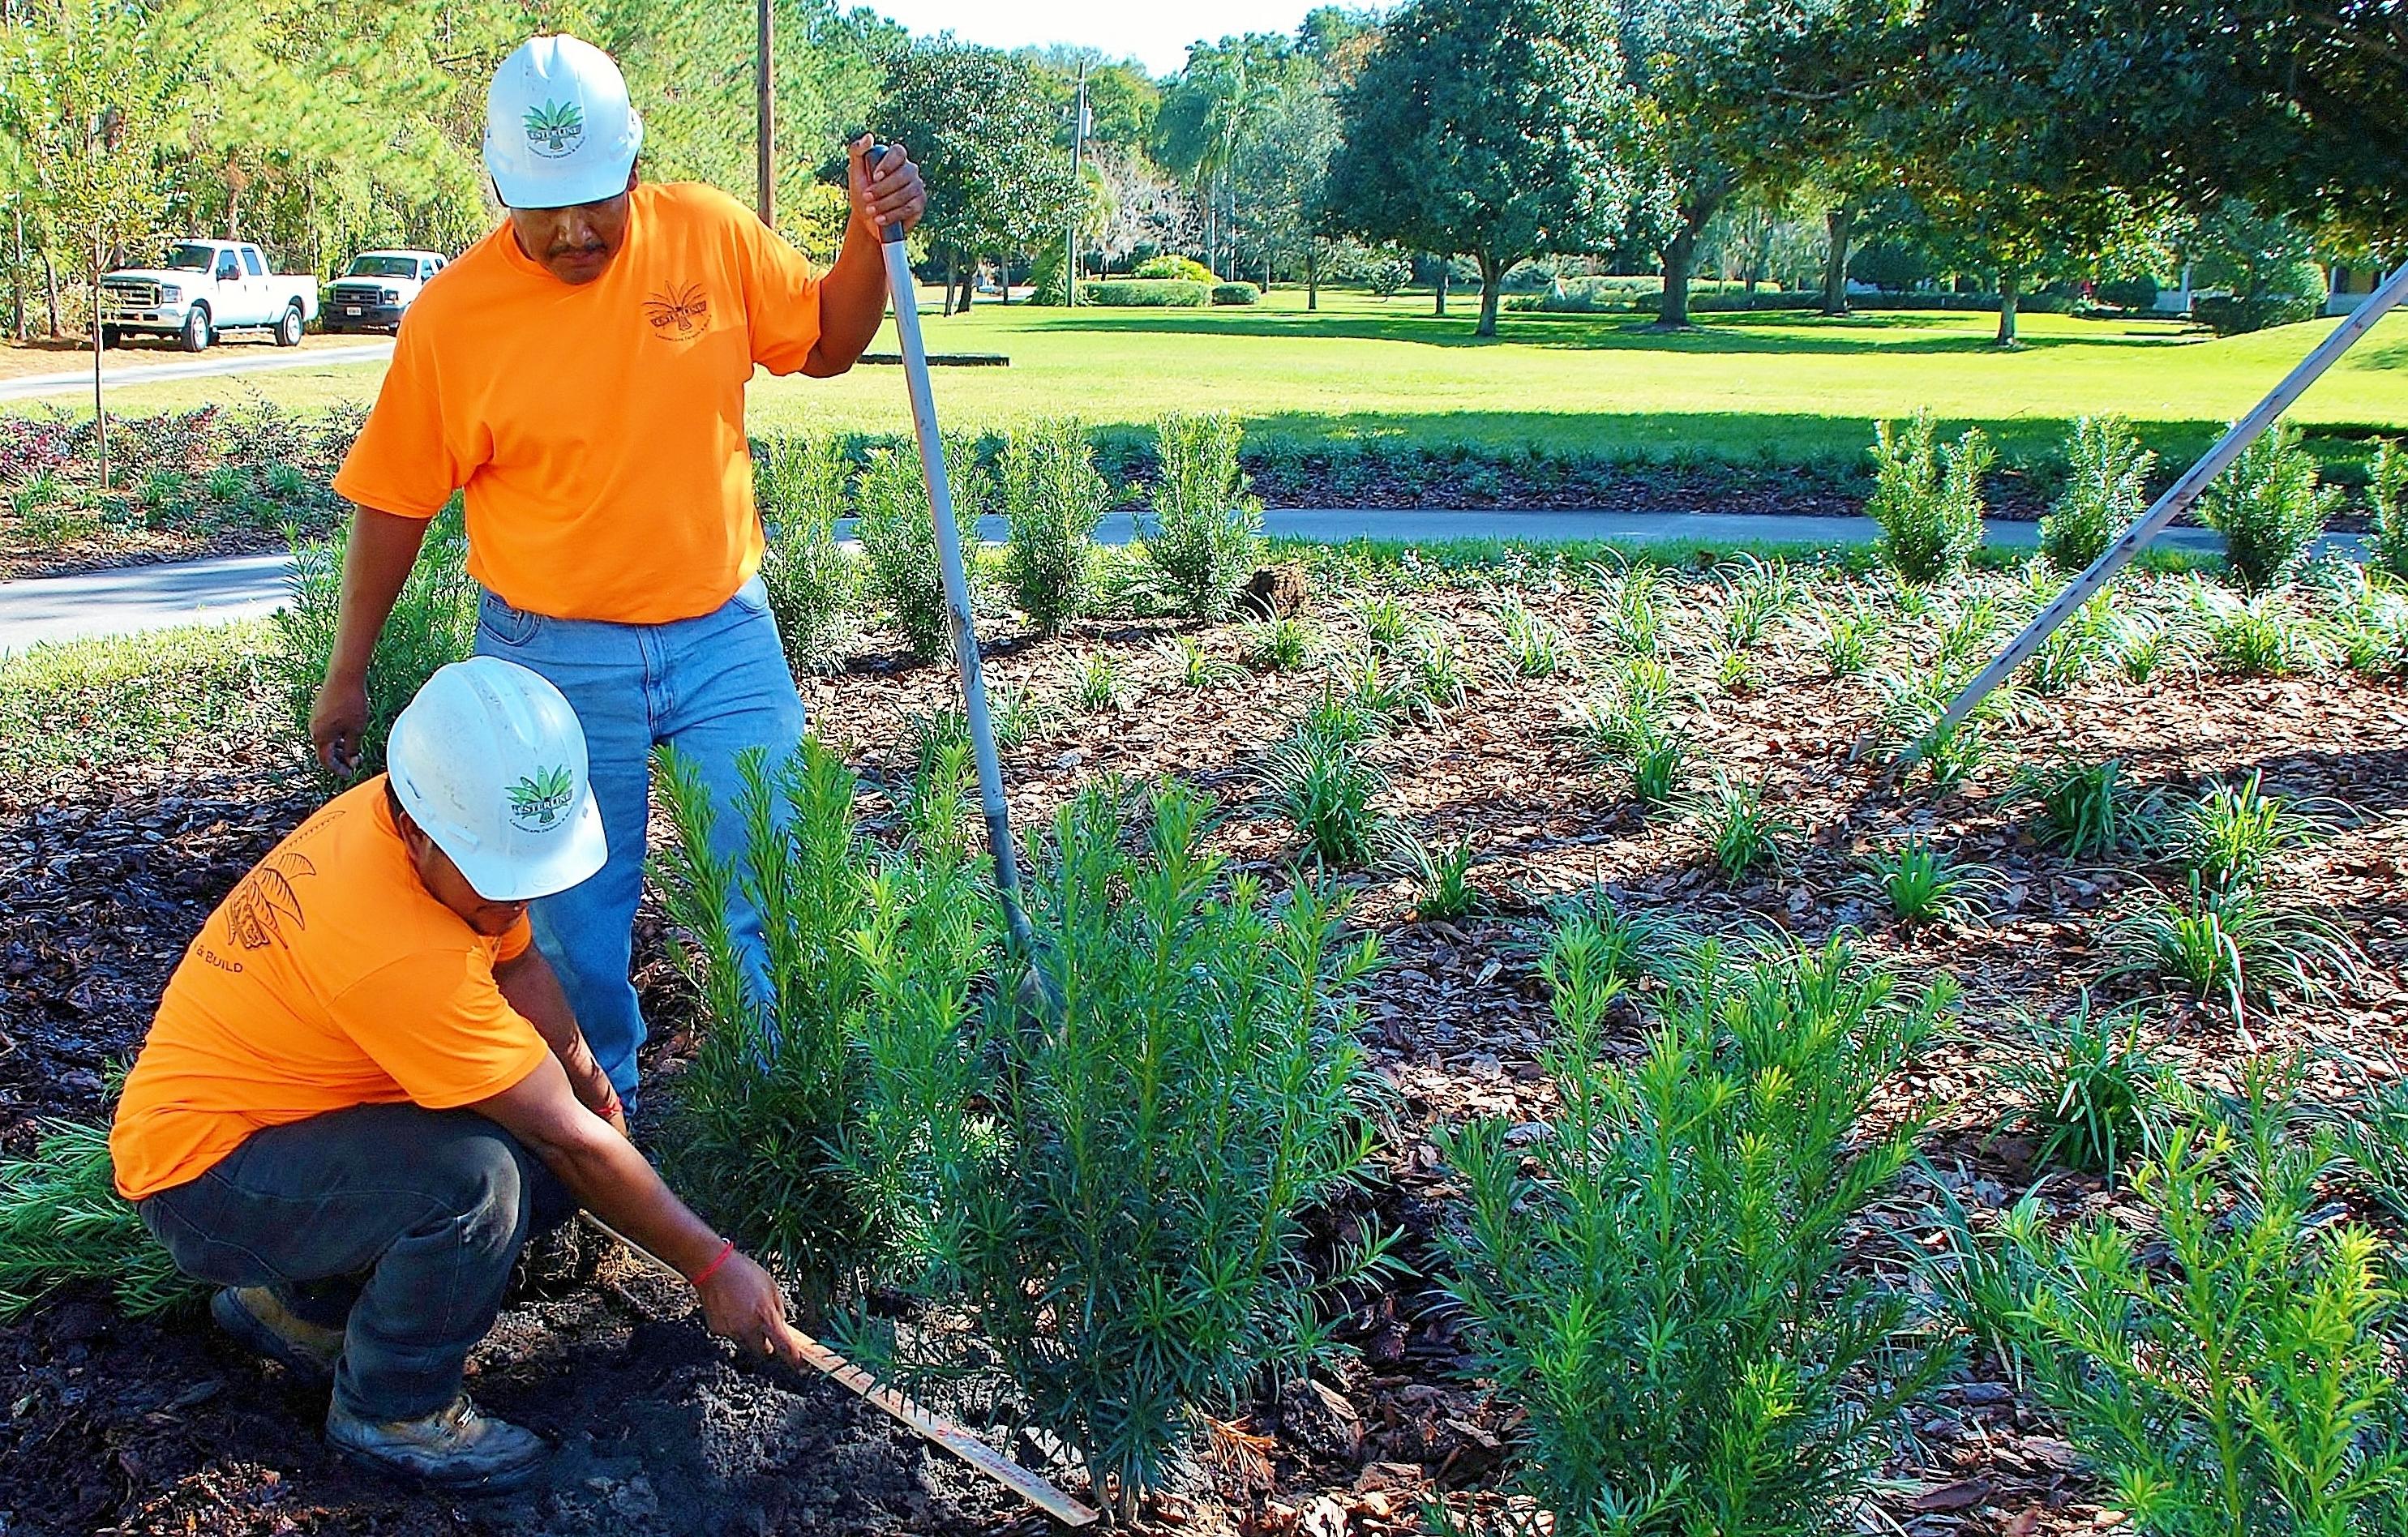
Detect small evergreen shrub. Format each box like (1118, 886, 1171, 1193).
(2042, 416, 2155, 572)
(276, 501, 475, 781)
(1442, 930, 1956, 1536)
(1080, 279, 1210, 307)
(855, 438, 983, 663)
(2197, 422, 2342, 593)
(1209, 282, 1262, 306)
(1141, 413, 1265, 621)
(1, 1116, 201, 1321)
(1133, 254, 1216, 283)
(2194, 291, 2320, 335)
(1866, 409, 1992, 582)
(845, 783, 1390, 1519)
(998, 417, 1112, 636)
(755, 435, 856, 674)
(1960, 1077, 2408, 1535)
(651, 739, 992, 1315)
(2371, 439, 2408, 580)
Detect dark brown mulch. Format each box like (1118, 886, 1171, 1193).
(3, 567, 2405, 1536)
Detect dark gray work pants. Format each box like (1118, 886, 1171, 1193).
(137, 1102, 572, 1422)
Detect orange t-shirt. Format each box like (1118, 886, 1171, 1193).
(332, 180, 826, 624)
(109, 778, 548, 1201)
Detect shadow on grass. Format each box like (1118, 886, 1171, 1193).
(1018, 304, 2203, 357)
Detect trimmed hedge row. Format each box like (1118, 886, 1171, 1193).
(1079, 279, 1208, 307)
(1210, 282, 1262, 306)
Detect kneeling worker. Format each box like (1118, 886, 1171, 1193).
(109, 657, 807, 1491)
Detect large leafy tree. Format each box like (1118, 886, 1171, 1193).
(1153, 34, 1292, 277)
(879, 39, 1078, 312)
(1324, 0, 1633, 336)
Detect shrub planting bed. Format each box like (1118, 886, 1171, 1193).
(4, 495, 2406, 1535)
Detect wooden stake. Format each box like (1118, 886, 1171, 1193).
(577, 1214, 1098, 1527)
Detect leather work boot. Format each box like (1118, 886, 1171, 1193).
(211, 1286, 345, 1381)
(326, 1394, 548, 1492)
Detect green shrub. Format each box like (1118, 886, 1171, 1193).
(1411, 840, 1485, 919)
(2337, 1079, 2408, 1227)
(1961, 1079, 2408, 1535)
(276, 503, 475, 781)
(2017, 756, 2132, 858)
(1141, 413, 1264, 621)
(1133, 254, 1216, 283)
(2163, 771, 2327, 893)
(1259, 707, 1392, 868)
(1995, 995, 2169, 1177)
(1866, 409, 1991, 583)
(1855, 838, 1999, 924)
(754, 435, 855, 674)
(1079, 279, 1209, 307)
(1, 1116, 202, 1322)
(1497, 598, 1568, 676)
(2096, 275, 2159, 310)
(2194, 291, 2320, 335)
(1073, 651, 1126, 713)
(2043, 415, 2155, 572)
(2106, 874, 2358, 1017)
(855, 438, 982, 662)
(997, 417, 1111, 635)
(844, 782, 1390, 1519)
(1209, 281, 1262, 306)
(2367, 439, 2408, 580)
(1690, 772, 1792, 881)
(1441, 930, 1955, 1537)
(651, 739, 992, 1315)
(2, 619, 283, 792)
(2197, 422, 2342, 593)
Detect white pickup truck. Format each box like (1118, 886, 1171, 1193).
(98, 239, 319, 352)
(324, 249, 448, 334)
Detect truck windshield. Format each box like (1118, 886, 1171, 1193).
(344, 256, 422, 279)
(164, 244, 216, 272)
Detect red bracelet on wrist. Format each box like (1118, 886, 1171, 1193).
(689, 1239, 735, 1287)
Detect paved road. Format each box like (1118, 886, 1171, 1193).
(0, 507, 2347, 654)
(0, 340, 394, 404)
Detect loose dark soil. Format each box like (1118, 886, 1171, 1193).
(5, 562, 2405, 1537)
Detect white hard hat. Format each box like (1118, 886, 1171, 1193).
(483, 34, 644, 210)
(388, 657, 608, 901)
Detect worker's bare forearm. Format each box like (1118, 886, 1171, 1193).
(535, 1122, 723, 1277)
(802, 220, 889, 377)
(496, 950, 615, 1115)
(327, 507, 431, 683)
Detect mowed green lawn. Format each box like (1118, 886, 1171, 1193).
(46, 286, 2408, 465)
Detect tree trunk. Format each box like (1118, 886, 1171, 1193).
(11, 207, 24, 341)
(943, 250, 958, 315)
(1821, 204, 1853, 316)
(43, 248, 60, 337)
(1995, 272, 2020, 346)
(1658, 223, 1699, 328)
(1433, 257, 1448, 316)
(998, 253, 1009, 304)
(1306, 242, 1318, 311)
(1475, 253, 1505, 337)
(90, 256, 107, 490)
(956, 262, 975, 312)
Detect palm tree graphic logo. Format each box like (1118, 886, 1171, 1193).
(508, 765, 575, 832)
(523, 100, 585, 159)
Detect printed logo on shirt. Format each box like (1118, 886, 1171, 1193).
(523, 99, 585, 159)
(508, 765, 576, 832)
(223, 851, 316, 949)
(642, 281, 712, 340)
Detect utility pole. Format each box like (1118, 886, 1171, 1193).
(1065, 61, 1086, 306)
(755, 0, 773, 225)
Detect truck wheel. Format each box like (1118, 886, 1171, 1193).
(100, 325, 121, 349)
(274, 303, 303, 347)
(180, 306, 212, 353)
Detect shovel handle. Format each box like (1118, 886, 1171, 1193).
(864, 141, 907, 246)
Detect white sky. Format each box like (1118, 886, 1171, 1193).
(868, 0, 1326, 75)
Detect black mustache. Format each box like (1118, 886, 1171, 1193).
(547, 242, 606, 258)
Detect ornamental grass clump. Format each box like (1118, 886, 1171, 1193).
(1142, 413, 1265, 621)
(1995, 995, 2171, 1178)
(754, 434, 855, 674)
(1258, 704, 1393, 868)
(2197, 422, 2342, 594)
(1, 1116, 200, 1322)
(1955, 1072, 2408, 1535)
(998, 417, 1112, 635)
(844, 782, 1391, 1522)
(2043, 415, 2155, 572)
(276, 501, 474, 780)
(1441, 928, 1956, 1537)
(1867, 409, 1992, 583)
(652, 738, 993, 1316)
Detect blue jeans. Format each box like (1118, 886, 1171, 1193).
(473, 576, 803, 1099)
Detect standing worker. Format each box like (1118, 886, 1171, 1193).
(114, 660, 813, 1490)
(311, 34, 928, 1106)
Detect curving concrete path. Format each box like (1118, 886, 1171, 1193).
(0, 507, 2342, 655)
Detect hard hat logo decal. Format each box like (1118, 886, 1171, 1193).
(522, 99, 585, 159)
(508, 765, 576, 832)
